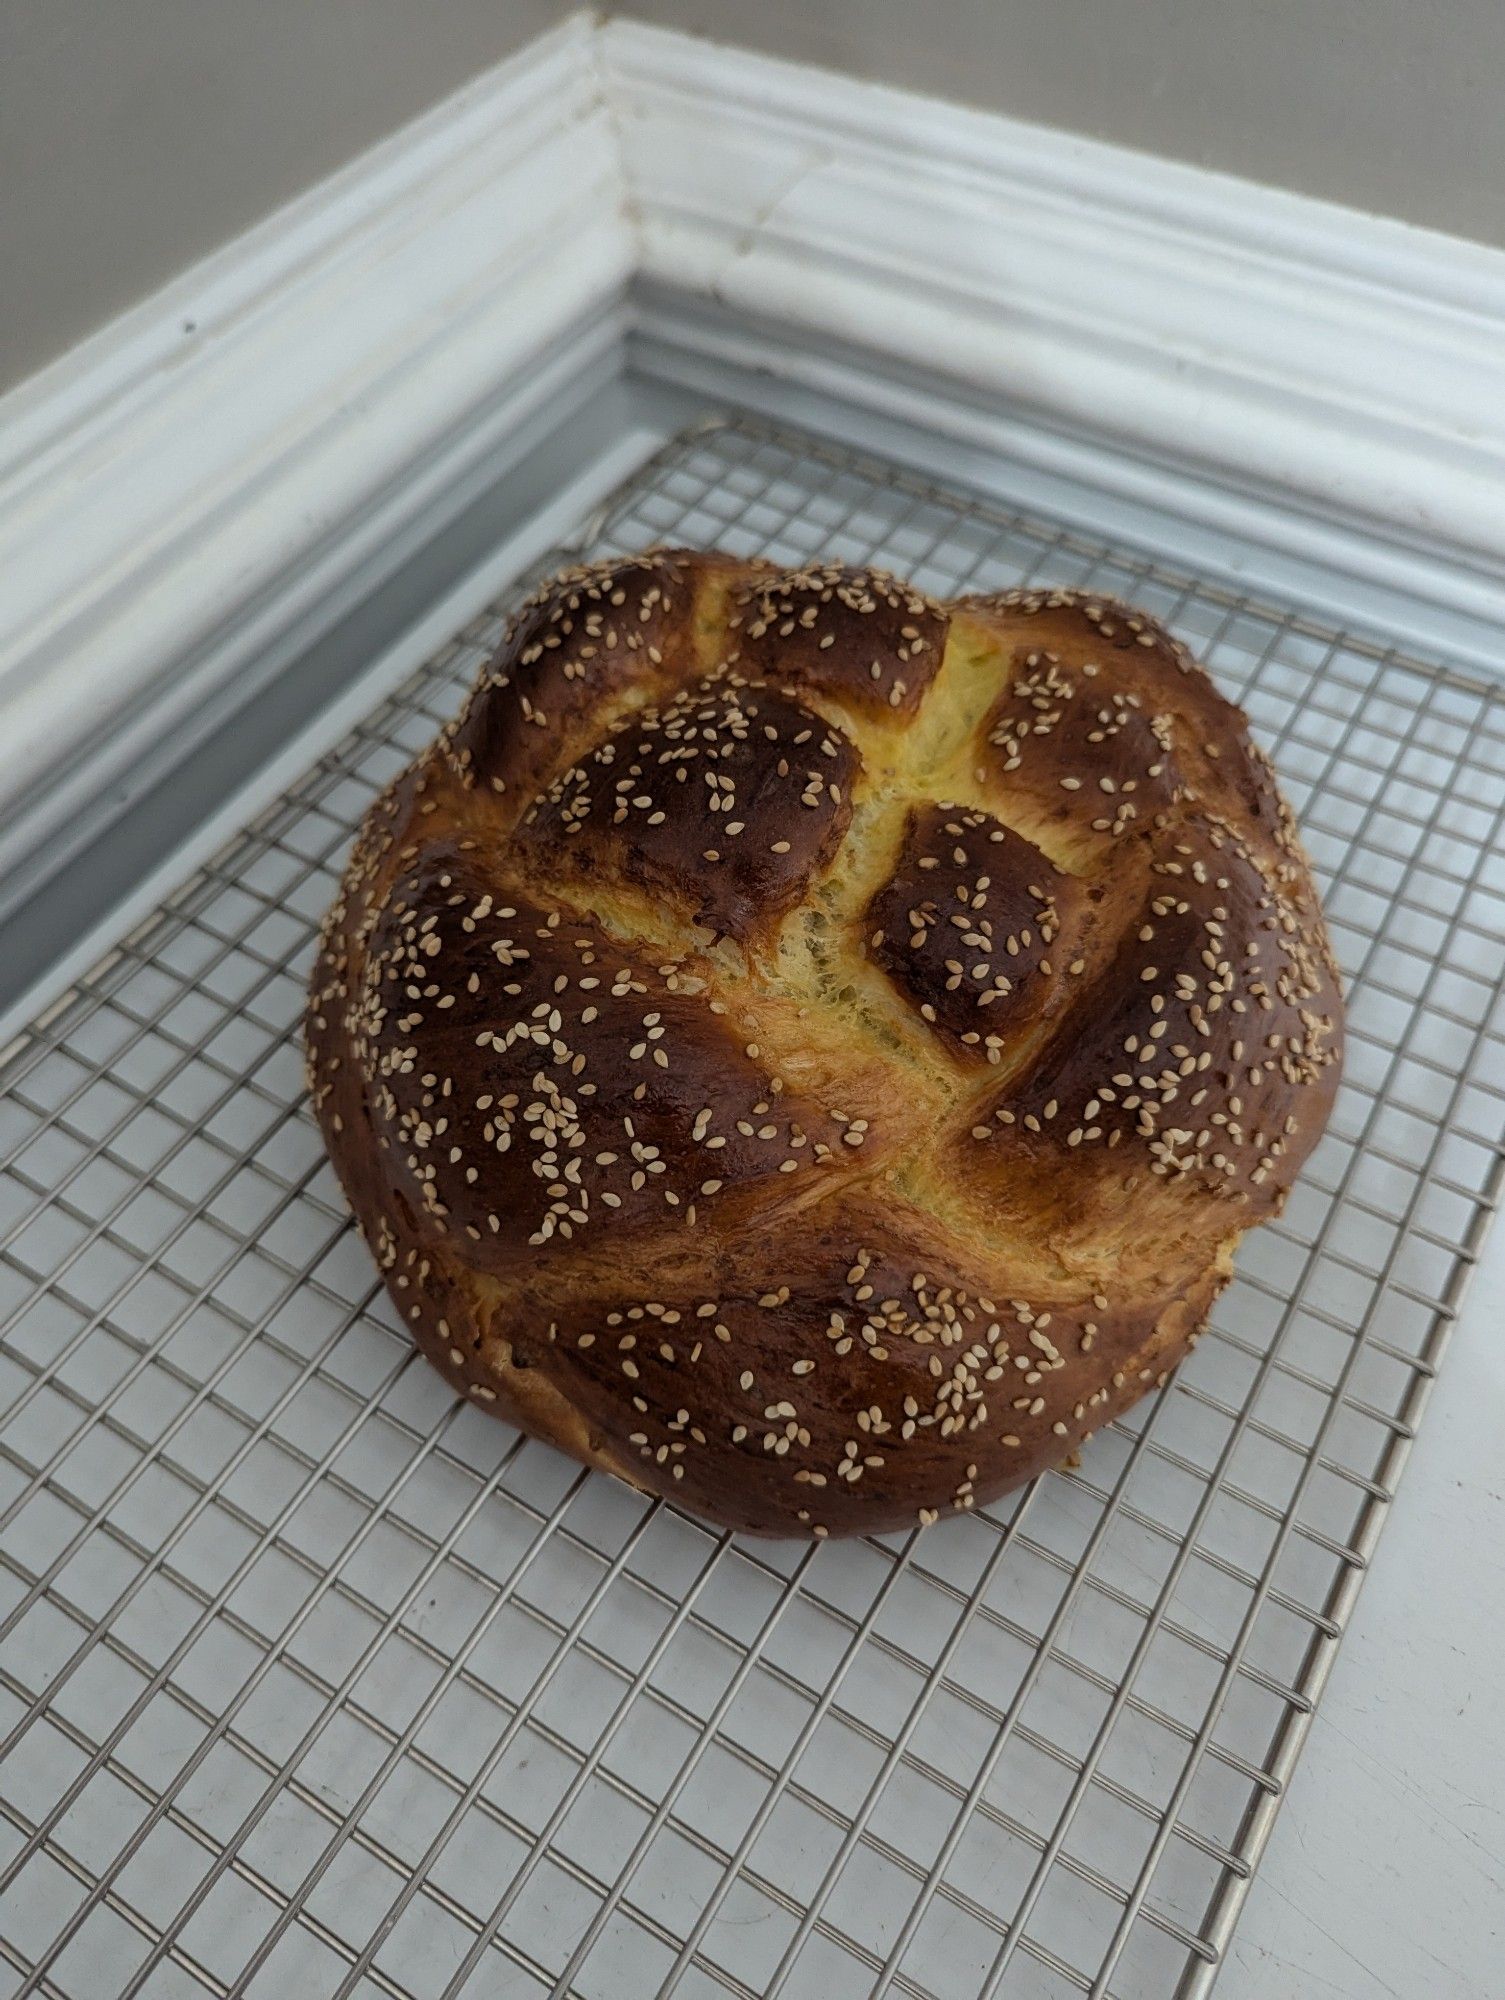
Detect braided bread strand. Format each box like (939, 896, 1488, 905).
(306, 551, 1342, 1536)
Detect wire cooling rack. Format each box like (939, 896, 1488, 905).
(1, 416, 1502, 2000)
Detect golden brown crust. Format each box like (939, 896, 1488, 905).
(729, 560, 950, 715)
(866, 803, 1097, 1066)
(518, 668, 861, 947)
(306, 554, 1343, 1537)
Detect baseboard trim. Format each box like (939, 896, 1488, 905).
(627, 288, 1505, 667)
(605, 20, 1505, 591)
(0, 13, 630, 829)
(0, 361, 685, 1052)
(3, 8, 1504, 856)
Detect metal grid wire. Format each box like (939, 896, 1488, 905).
(2, 415, 1503, 2000)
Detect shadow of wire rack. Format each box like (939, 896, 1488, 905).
(1, 415, 1503, 2000)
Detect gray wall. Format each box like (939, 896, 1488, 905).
(635, 0, 1505, 249)
(4, 1, 1503, 398)
(0, 0, 564, 393)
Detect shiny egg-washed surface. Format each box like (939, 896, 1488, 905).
(0, 417, 1501, 2000)
(306, 550, 1340, 1537)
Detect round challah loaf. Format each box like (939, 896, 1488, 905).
(306, 549, 1342, 1537)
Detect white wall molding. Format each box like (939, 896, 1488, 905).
(4, 7, 1505, 838)
(604, 20, 1505, 588)
(626, 305, 1505, 672)
(0, 12, 630, 831)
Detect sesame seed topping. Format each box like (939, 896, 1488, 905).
(312, 554, 1341, 1540)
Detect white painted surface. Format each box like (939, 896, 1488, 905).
(627, 0, 1505, 254)
(1219, 1206, 1505, 2000)
(0, 13, 630, 827)
(8, 12, 1505, 836)
(629, 304, 1505, 659)
(0, 416, 675, 1054)
(605, 21, 1505, 575)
